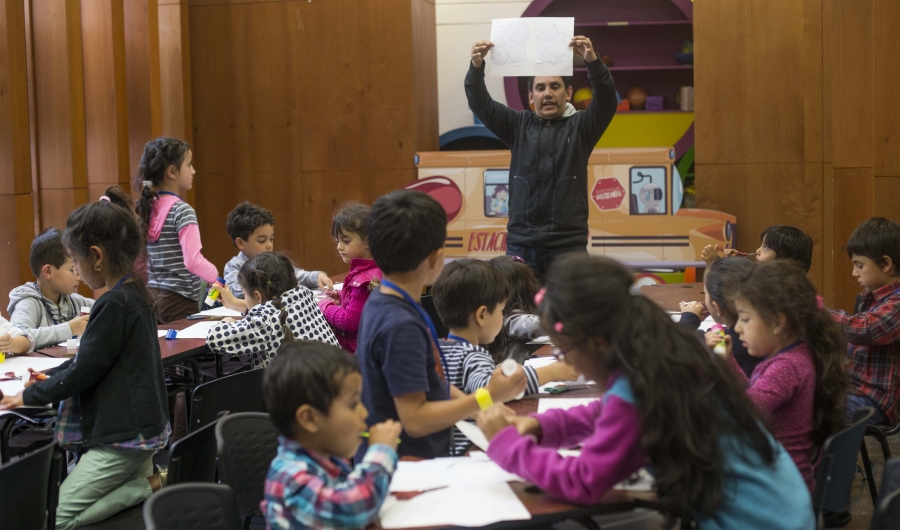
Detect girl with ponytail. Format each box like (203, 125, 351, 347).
(134, 138, 219, 323)
(475, 254, 814, 528)
(725, 260, 847, 494)
(207, 252, 338, 369)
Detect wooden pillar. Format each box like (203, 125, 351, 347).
(0, 0, 36, 313)
(125, 0, 162, 183)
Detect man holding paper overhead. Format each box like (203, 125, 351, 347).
(465, 35, 617, 281)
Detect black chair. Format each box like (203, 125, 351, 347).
(0, 406, 58, 463)
(190, 369, 265, 433)
(813, 407, 876, 528)
(871, 459, 900, 530)
(0, 441, 61, 530)
(216, 412, 279, 529)
(144, 483, 243, 530)
(167, 418, 220, 485)
(864, 420, 900, 470)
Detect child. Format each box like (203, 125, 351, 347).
(135, 137, 219, 324)
(356, 190, 526, 459)
(701, 224, 813, 272)
(8, 228, 93, 350)
(1, 199, 169, 530)
(433, 258, 578, 455)
(318, 202, 382, 353)
(207, 252, 338, 369)
(678, 257, 762, 376)
(222, 202, 330, 305)
(490, 184, 509, 215)
(725, 261, 847, 494)
(476, 254, 814, 528)
(0, 316, 33, 355)
(486, 255, 543, 364)
(830, 217, 900, 425)
(102, 186, 149, 284)
(261, 340, 402, 530)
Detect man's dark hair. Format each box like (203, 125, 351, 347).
(527, 76, 573, 92)
(331, 202, 371, 241)
(847, 217, 900, 273)
(264, 341, 360, 438)
(367, 190, 447, 275)
(760, 225, 814, 272)
(30, 228, 69, 277)
(433, 259, 510, 329)
(226, 202, 276, 247)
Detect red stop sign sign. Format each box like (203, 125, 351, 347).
(591, 178, 626, 211)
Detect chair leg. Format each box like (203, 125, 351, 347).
(861, 440, 879, 506)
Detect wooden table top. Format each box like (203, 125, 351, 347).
(641, 281, 705, 313)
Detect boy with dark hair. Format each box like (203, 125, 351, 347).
(830, 217, 900, 424)
(356, 190, 526, 459)
(8, 228, 93, 349)
(433, 259, 578, 454)
(261, 341, 401, 530)
(221, 201, 331, 304)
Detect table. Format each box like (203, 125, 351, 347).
(641, 281, 705, 313)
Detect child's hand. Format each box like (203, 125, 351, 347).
(218, 284, 248, 313)
(705, 330, 732, 358)
(487, 364, 527, 403)
(547, 361, 580, 383)
(368, 419, 402, 450)
(68, 314, 90, 336)
(0, 334, 12, 352)
(317, 273, 334, 292)
(701, 244, 723, 265)
(679, 301, 705, 318)
(723, 248, 740, 258)
(511, 416, 542, 438)
(471, 41, 494, 68)
(0, 392, 24, 410)
(476, 404, 516, 441)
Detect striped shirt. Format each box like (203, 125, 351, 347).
(147, 201, 202, 300)
(440, 338, 540, 455)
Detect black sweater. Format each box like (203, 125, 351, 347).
(678, 312, 764, 377)
(465, 58, 618, 249)
(24, 282, 169, 447)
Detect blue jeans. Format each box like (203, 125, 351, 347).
(506, 244, 587, 283)
(846, 393, 889, 425)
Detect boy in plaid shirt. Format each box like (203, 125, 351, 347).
(261, 341, 402, 529)
(830, 217, 900, 425)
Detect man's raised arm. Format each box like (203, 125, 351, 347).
(465, 41, 519, 147)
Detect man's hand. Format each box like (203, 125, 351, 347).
(570, 36, 598, 63)
(317, 273, 334, 292)
(471, 41, 494, 68)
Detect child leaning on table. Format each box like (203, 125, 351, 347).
(261, 340, 402, 530)
(476, 254, 814, 529)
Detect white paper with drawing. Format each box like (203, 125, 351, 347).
(489, 18, 574, 77)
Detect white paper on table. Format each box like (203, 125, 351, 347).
(537, 397, 598, 414)
(193, 307, 243, 318)
(389, 455, 522, 493)
(0, 356, 69, 397)
(174, 321, 218, 339)
(489, 17, 574, 77)
(527, 335, 552, 345)
(526, 358, 597, 392)
(455, 420, 491, 451)
(380, 483, 531, 528)
(524, 357, 555, 370)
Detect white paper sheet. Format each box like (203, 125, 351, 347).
(174, 321, 218, 339)
(455, 420, 491, 451)
(537, 397, 598, 414)
(380, 483, 531, 528)
(489, 17, 574, 77)
(526, 358, 597, 392)
(389, 454, 522, 493)
(699, 316, 717, 332)
(192, 307, 243, 318)
(528, 335, 552, 345)
(0, 356, 69, 397)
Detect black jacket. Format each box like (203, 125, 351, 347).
(465, 58, 617, 249)
(24, 282, 169, 447)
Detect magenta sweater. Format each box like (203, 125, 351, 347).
(730, 342, 817, 493)
(318, 259, 381, 353)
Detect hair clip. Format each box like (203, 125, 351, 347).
(816, 295, 824, 310)
(534, 287, 546, 305)
(554, 322, 564, 333)
(99, 196, 111, 202)
(509, 255, 525, 263)
(142, 180, 153, 188)
(629, 283, 643, 297)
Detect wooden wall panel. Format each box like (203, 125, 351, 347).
(125, 0, 162, 180)
(830, 0, 873, 169)
(158, 0, 194, 203)
(81, 0, 131, 199)
(873, 177, 900, 222)
(874, 0, 900, 176)
(411, 0, 439, 155)
(831, 167, 874, 311)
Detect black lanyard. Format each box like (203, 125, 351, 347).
(34, 283, 74, 326)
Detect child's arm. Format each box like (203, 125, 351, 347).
(9, 299, 85, 349)
(172, 204, 218, 284)
(317, 284, 368, 334)
(294, 268, 329, 291)
(461, 350, 542, 396)
(0, 333, 33, 354)
(830, 300, 900, 345)
(533, 362, 580, 388)
(223, 259, 244, 299)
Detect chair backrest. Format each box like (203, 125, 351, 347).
(871, 459, 900, 530)
(167, 418, 220, 485)
(144, 483, 243, 530)
(215, 412, 280, 519)
(0, 441, 58, 530)
(814, 407, 876, 516)
(190, 368, 265, 433)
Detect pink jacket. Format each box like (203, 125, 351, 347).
(318, 259, 382, 353)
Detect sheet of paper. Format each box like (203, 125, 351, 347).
(380, 483, 531, 528)
(528, 335, 552, 345)
(699, 316, 717, 332)
(537, 397, 598, 414)
(455, 420, 491, 451)
(0, 356, 69, 396)
(389, 455, 522, 493)
(527, 358, 597, 392)
(193, 306, 243, 317)
(174, 321, 218, 339)
(524, 357, 555, 369)
(489, 17, 574, 77)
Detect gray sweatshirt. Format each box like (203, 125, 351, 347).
(7, 283, 95, 350)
